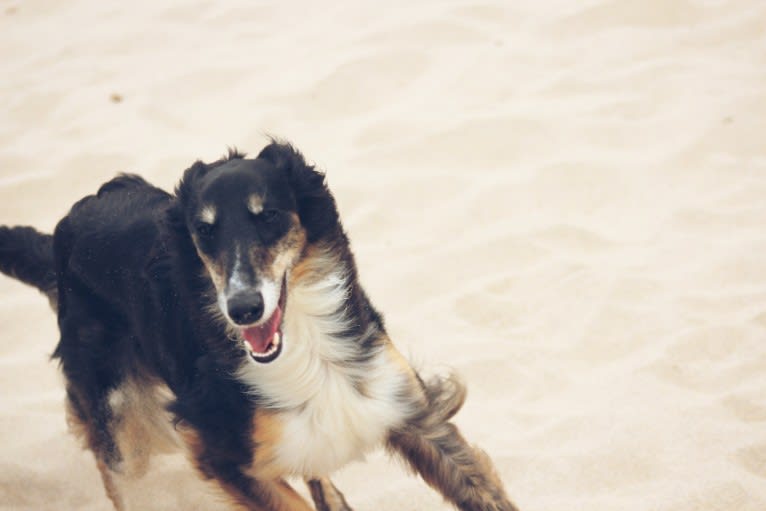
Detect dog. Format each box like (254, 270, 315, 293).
(0, 142, 518, 511)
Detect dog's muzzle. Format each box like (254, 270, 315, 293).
(232, 278, 287, 364)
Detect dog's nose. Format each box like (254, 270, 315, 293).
(227, 292, 264, 326)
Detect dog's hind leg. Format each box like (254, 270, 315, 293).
(94, 458, 126, 511)
(57, 308, 141, 510)
(305, 477, 353, 511)
(68, 379, 186, 510)
(65, 389, 128, 511)
(386, 373, 519, 511)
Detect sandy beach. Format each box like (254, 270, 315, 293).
(2, 1, 766, 510)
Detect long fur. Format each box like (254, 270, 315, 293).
(0, 142, 518, 511)
(0, 225, 57, 306)
(388, 374, 516, 511)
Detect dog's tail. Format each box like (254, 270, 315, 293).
(0, 225, 57, 307)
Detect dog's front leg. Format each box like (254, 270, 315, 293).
(386, 375, 519, 511)
(200, 464, 314, 511)
(387, 422, 518, 511)
(179, 425, 314, 511)
(305, 477, 353, 511)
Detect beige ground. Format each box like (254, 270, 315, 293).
(1, 1, 766, 510)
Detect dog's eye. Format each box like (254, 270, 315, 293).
(196, 222, 215, 238)
(253, 209, 288, 244)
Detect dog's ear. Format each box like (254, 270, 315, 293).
(175, 150, 243, 211)
(174, 161, 210, 214)
(167, 160, 209, 238)
(257, 142, 339, 242)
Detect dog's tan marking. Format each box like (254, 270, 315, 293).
(248, 194, 264, 215)
(289, 243, 337, 285)
(199, 205, 216, 225)
(385, 339, 418, 379)
(179, 423, 315, 511)
(250, 412, 286, 479)
(108, 379, 179, 478)
(176, 423, 204, 466)
(194, 241, 226, 292)
(250, 212, 306, 284)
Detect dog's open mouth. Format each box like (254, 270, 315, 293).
(240, 279, 286, 364)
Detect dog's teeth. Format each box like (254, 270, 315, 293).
(241, 331, 282, 360)
(243, 340, 257, 356)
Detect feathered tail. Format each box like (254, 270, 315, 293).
(0, 225, 57, 307)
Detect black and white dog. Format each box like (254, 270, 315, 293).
(0, 142, 517, 511)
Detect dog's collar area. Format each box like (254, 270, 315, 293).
(240, 277, 287, 363)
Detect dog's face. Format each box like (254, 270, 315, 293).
(177, 145, 334, 363)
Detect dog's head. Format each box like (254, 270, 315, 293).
(175, 142, 338, 363)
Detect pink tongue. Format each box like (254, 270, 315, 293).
(242, 306, 282, 354)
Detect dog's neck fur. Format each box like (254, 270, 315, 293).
(235, 245, 384, 408)
(234, 245, 412, 476)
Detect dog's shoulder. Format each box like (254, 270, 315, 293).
(53, 173, 173, 296)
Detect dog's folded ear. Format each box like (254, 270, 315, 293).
(175, 161, 208, 210)
(167, 160, 210, 242)
(257, 141, 339, 243)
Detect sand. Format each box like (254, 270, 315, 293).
(2, 1, 766, 510)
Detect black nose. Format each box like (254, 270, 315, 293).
(227, 292, 264, 326)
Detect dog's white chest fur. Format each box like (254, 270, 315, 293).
(236, 271, 412, 477)
(270, 352, 408, 476)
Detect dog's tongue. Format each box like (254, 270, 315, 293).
(241, 306, 282, 353)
